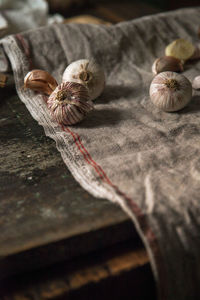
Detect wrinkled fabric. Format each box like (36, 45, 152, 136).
(1, 7, 200, 300)
(0, 0, 63, 38)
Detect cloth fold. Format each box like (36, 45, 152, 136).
(0, 0, 63, 38)
(1, 7, 200, 300)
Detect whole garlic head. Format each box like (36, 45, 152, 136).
(62, 59, 105, 101)
(149, 71, 192, 112)
(47, 82, 93, 125)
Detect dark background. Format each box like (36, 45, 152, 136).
(47, 0, 200, 17)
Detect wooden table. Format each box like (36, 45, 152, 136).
(0, 2, 161, 299)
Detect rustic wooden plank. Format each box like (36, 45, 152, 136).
(0, 240, 155, 300)
(0, 88, 138, 279)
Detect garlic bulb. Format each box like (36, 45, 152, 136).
(165, 39, 195, 61)
(62, 59, 105, 101)
(152, 56, 183, 74)
(24, 69, 58, 95)
(47, 82, 93, 125)
(149, 71, 192, 112)
(192, 75, 200, 90)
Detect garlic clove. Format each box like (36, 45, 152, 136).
(47, 81, 93, 125)
(62, 59, 105, 101)
(152, 56, 183, 74)
(192, 75, 200, 90)
(165, 39, 195, 61)
(24, 69, 58, 95)
(149, 71, 192, 112)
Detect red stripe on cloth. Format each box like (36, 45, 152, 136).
(60, 125, 167, 298)
(72, 129, 145, 216)
(61, 125, 143, 216)
(61, 125, 105, 181)
(15, 34, 33, 70)
(73, 131, 113, 185)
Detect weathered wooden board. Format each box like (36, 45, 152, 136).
(0, 2, 162, 297)
(0, 87, 138, 278)
(1, 240, 155, 300)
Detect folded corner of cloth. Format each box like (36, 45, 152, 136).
(1, 6, 200, 300)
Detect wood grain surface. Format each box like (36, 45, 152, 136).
(0, 2, 162, 299)
(1, 240, 155, 300)
(0, 88, 137, 279)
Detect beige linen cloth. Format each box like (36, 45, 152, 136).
(1, 7, 200, 300)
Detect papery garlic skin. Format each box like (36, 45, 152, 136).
(149, 72, 192, 112)
(24, 69, 58, 95)
(152, 56, 183, 75)
(192, 75, 200, 90)
(47, 82, 93, 125)
(62, 59, 105, 101)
